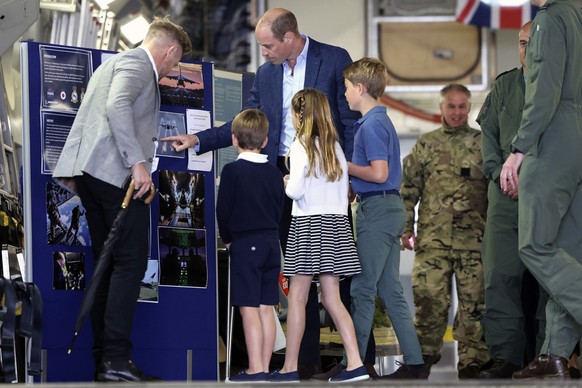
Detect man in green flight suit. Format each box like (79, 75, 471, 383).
(401, 83, 491, 379)
(500, 0, 582, 379)
(477, 20, 547, 379)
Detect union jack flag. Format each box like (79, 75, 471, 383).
(456, 0, 538, 29)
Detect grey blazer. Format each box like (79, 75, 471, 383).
(53, 48, 160, 189)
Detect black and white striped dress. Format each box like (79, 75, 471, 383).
(283, 139, 361, 280)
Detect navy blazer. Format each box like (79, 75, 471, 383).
(196, 38, 360, 163)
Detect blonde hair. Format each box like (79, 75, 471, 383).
(232, 109, 268, 150)
(343, 57, 389, 99)
(290, 88, 342, 182)
(144, 16, 192, 56)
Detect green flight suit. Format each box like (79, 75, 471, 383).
(511, 0, 582, 360)
(477, 68, 546, 366)
(401, 120, 490, 369)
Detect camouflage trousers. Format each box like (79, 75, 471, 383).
(412, 248, 490, 369)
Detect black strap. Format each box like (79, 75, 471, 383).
(0, 277, 17, 383)
(25, 283, 42, 376)
(13, 280, 32, 337)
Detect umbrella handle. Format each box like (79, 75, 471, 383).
(122, 180, 136, 209)
(143, 182, 156, 205)
(122, 180, 156, 206)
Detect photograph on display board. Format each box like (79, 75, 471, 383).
(46, 181, 91, 246)
(39, 45, 92, 111)
(53, 251, 85, 290)
(158, 170, 205, 229)
(139, 258, 160, 303)
(156, 111, 187, 158)
(159, 62, 204, 108)
(159, 227, 207, 288)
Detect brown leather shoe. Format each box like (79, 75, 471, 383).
(512, 354, 570, 379)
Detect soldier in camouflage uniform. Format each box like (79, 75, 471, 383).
(401, 83, 490, 379)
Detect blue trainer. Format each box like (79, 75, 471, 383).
(269, 369, 300, 383)
(329, 365, 369, 383)
(226, 370, 268, 383)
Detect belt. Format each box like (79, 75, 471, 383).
(356, 190, 400, 202)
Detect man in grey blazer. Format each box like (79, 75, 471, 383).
(163, 8, 376, 380)
(53, 17, 191, 382)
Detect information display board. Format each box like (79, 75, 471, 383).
(21, 41, 218, 382)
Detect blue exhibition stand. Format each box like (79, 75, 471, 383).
(21, 41, 218, 382)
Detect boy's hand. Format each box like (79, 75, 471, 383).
(283, 174, 290, 188)
(161, 134, 199, 152)
(348, 182, 356, 203)
(401, 232, 416, 250)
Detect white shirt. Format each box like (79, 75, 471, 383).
(279, 35, 310, 156)
(285, 138, 349, 216)
(237, 151, 269, 163)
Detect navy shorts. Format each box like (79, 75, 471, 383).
(229, 235, 281, 307)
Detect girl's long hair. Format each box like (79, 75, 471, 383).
(290, 88, 342, 181)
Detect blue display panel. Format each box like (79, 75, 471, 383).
(22, 41, 218, 382)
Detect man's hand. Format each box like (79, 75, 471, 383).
(161, 134, 199, 152)
(131, 162, 152, 200)
(401, 232, 417, 250)
(500, 152, 524, 195)
(504, 186, 519, 200)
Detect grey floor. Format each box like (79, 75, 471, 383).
(35, 342, 582, 387)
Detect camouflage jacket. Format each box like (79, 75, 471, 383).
(401, 120, 487, 251)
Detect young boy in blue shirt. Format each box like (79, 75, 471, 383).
(216, 109, 284, 383)
(340, 57, 426, 379)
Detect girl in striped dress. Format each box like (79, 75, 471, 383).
(270, 88, 368, 383)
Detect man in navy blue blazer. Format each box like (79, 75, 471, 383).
(164, 7, 365, 379)
(165, 8, 358, 164)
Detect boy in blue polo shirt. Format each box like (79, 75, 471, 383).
(216, 109, 284, 383)
(337, 57, 425, 380)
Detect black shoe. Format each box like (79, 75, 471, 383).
(96, 359, 161, 382)
(480, 358, 494, 371)
(479, 358, 521, 379)
(379, 361, 428, 379)
(459, 365, 481, 379)
(364, 363, 379, 380)
(570, 367, 581, 379)
(311, 362, 344, 380)
(297, 363, 321, 380)
(421, 354, 441, 377)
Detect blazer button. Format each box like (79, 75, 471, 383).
(148, 158, 153, 162)
(152, 137, 157, 142)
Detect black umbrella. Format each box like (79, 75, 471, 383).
(67, 179, 155, 354)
